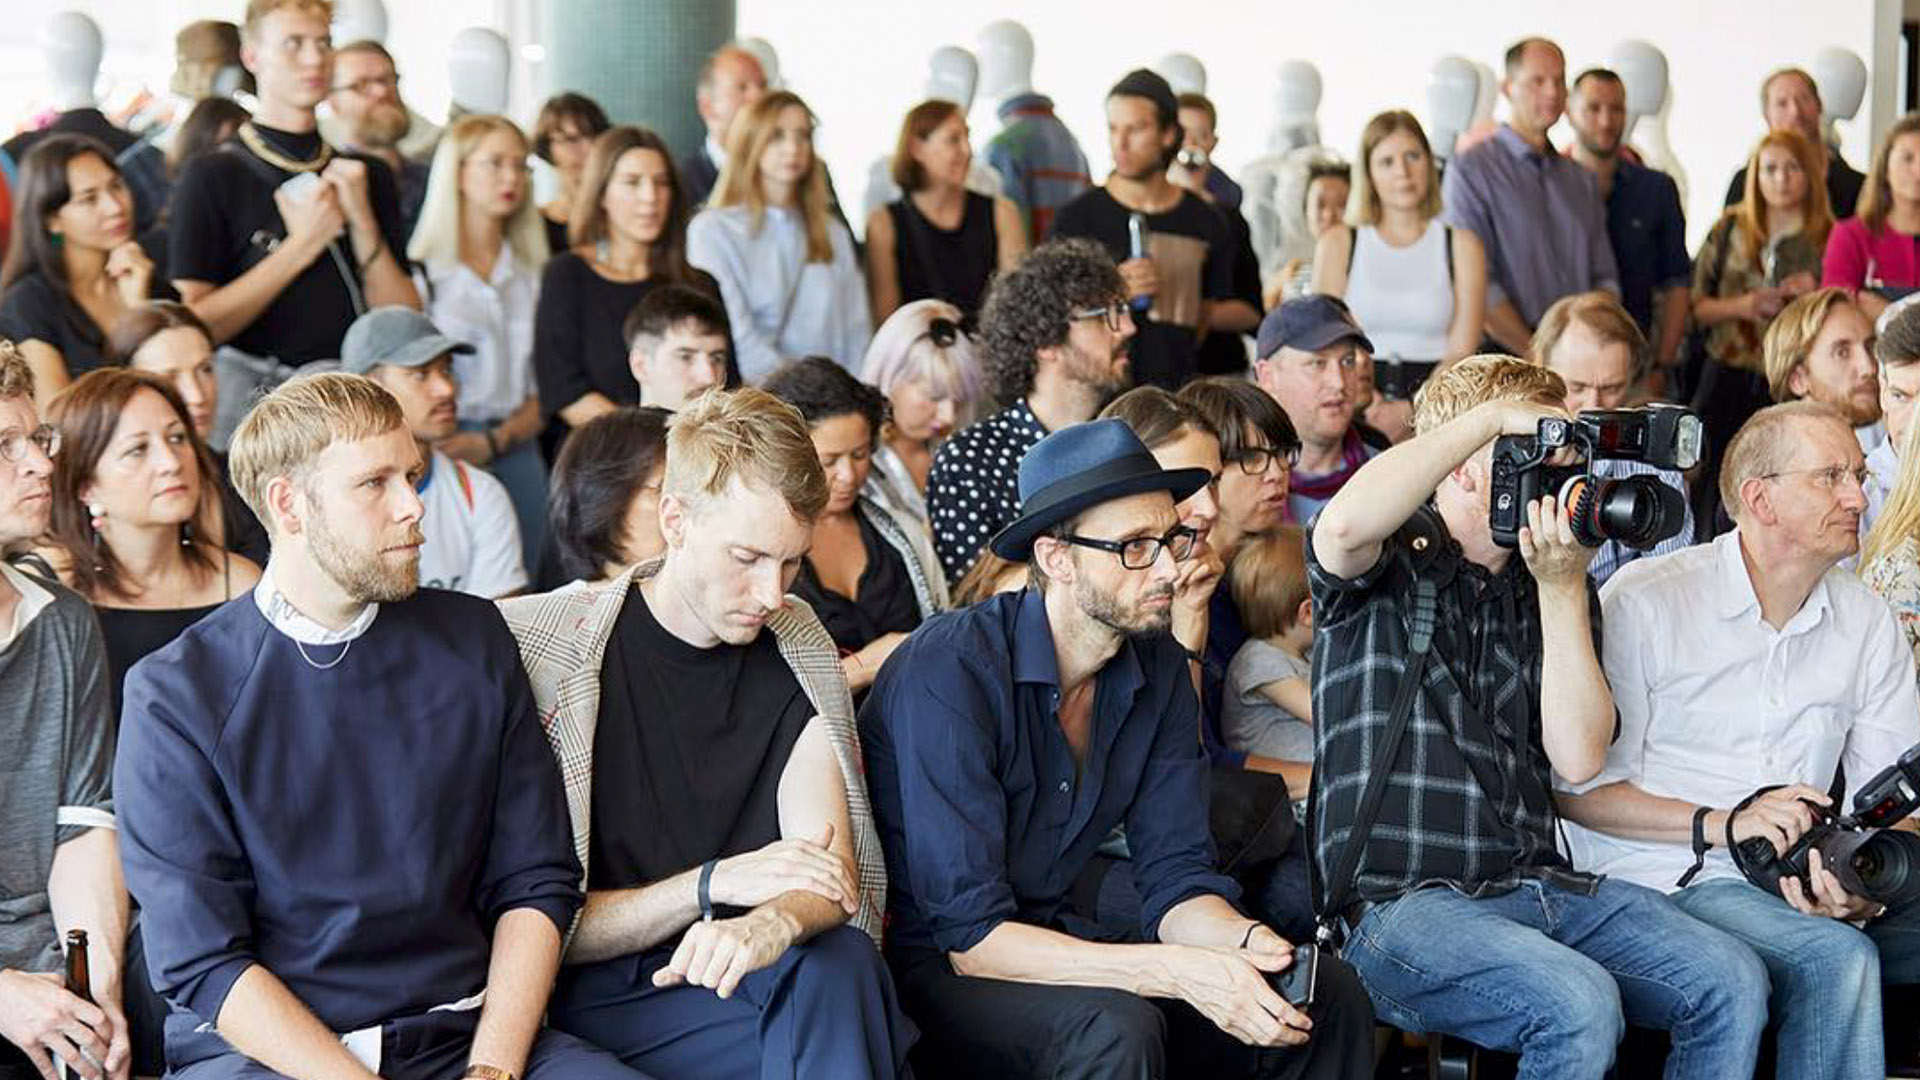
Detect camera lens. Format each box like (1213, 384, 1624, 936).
(1818, 828, 1920, 907)
(1562, 475, 1688, 550)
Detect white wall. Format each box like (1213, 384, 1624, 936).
(3, 0, 508, 148)
(738, 0, 1900, 248)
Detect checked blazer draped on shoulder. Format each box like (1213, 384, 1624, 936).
(497, 561, 886, 944)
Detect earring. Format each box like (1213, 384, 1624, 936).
(179, 520, 194, 548)
(87, 503, 105, 571)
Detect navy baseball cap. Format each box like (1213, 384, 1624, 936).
(1255, 294, 1376, 361)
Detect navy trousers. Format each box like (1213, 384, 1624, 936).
(548, 924, 916, 1080)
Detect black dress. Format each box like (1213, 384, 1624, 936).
(98, 602, 224, 720)
(789, 509, 922, 654)
(531, 255, 723, 418)
(888, 191, 998, 317)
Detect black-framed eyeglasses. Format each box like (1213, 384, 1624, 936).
(0, 425, 59, 463)
(1759, 464, 1871, 490)
(1060, 524, 1199, 570)
(1069, 301, 1133, 334)
(1226, 443, 1301, 476)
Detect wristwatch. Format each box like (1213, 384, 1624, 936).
(463, 1066, 516, 1080)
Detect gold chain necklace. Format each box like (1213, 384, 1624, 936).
(238, 122, 334, 173)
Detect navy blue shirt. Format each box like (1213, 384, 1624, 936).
(860, 589, 1237, 957)
(115, 590, 581, 1054)
(1201, 580, 1250, 769)
(1603, 160, 1691, 335)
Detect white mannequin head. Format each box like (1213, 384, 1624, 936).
(976, 20, 1034, 101)
(1265, 60, 1322, 154)
(1155, 53, 1206, 96)
(926, 46, 978, 110)
(737, 37, 784, 90)
(1811, 47, 1867, 129)
(1471, 61, 1499, 128)
(447, 27, 509, 116)
(1607, 40, 1669, 141)
(1426, 55, 1480, 161)
(332, 0, 388, 46)
(42, 10, 105, 111)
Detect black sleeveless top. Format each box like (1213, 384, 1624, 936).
(888, 191, 997, 317)
(99, 603, 225, 720)
(790, 509, 922, 654)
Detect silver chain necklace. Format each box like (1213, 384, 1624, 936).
(294, 637, 353, 670)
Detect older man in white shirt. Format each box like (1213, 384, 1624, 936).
(1559, 400, 1920, 1080)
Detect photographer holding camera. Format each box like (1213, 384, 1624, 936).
(1531, 292, 1696, 586)
(1560, 400, 1920, 1080)
(1308, 354, 1767, 1078)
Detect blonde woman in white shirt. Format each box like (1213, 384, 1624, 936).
(408, 114, 550, 568)
(688, 91, 871, 382)
(1313, 110, 1486, 380)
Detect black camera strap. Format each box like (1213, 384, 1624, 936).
(1311, 517, 1442, 954)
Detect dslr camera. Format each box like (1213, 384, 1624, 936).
(1488, 405, 1703, 550)
(1735, 744, 1920, 908)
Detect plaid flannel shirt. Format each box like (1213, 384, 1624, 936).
(1306, 509, 1599, 914)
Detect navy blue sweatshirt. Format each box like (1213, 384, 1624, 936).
(115, 588, 581, 1040)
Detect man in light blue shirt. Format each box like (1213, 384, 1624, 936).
(1444, 37, 1619, 354)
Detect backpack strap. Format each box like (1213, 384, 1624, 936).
(452, 460, 475, 510)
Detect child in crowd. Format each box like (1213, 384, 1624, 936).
(1223, 524, 1315, 801)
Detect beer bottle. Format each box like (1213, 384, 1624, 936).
(64, 929, 91, 1003)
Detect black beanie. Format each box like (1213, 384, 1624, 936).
(1108, 68, 1179, 127)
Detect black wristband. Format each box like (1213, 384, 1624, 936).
(698, 858, 718, 922)
(483, 428, 502, 458)
(1675, 805, 1715, 889)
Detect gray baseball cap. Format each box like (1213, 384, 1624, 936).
(340, 306, 473, 375)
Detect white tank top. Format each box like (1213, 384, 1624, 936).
(1343, 222, 1454, 362)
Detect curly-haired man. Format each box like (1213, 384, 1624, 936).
(926, 238, 1135, 582)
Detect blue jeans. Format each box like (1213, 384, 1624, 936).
(460, 419, 547, 572)
(1671, 877, 1888, 1080)
(1342, 877, 1767, 1080)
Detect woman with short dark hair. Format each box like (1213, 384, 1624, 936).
(545, 405, 672, 586)
(764, 357, 946, 692)
(863, 99, 1026, 323)
(530, 92, 611, 255)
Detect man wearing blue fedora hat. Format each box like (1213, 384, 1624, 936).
(861, 418, 1374, 1078)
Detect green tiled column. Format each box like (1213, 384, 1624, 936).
(538, 0, 734, 164)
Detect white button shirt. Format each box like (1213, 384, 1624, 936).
(1561, 530, 1920, 890)
(417, 245, 540, 424)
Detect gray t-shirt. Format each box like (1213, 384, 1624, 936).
(0, 566, 114, 974)
(1222, 638, 1313, 763)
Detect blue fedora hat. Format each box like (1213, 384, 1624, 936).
(989, 418, 1212, 560)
